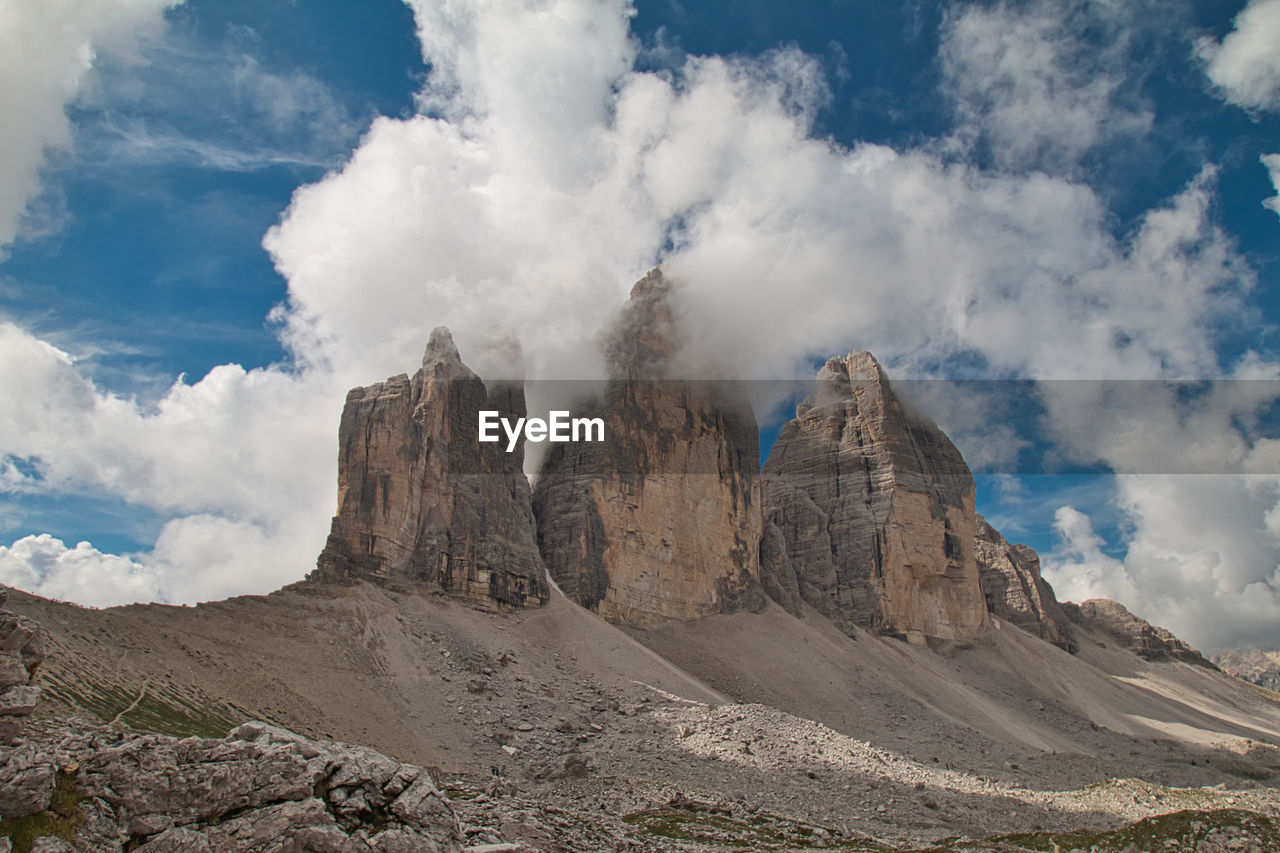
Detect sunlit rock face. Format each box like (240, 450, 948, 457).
(312, 327, 548, 611)
(762, 352, 990, 644)
(533, 270, 766, 624)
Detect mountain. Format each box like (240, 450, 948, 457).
(761, 351, 990, 644)
(312, 327, 548, 611)
(5, 271, 1280, 851)
(1215, 649, 1280, 692)
(533, 270, 765, 623)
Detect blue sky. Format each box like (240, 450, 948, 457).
(1, 0, 1278, 651)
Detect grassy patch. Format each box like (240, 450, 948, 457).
(622, 800, 890, 851)
(915, 809, 1279, 852)
(0, 771, 85, 853)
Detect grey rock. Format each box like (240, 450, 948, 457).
(29, 839, 77, 853)
(311, 327, 548, 611)
(0, 742, 55, 816)
(974, 516, 1076, 652)
(203, 799, 351, 852)
(134, 827, 214, 852)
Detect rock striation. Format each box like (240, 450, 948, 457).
(0, 589, 46, 744)
(532, 270, 766, 624)
(1062, 598, 1213, 666)
(761, 352, 990, 644)
(974, 517, 1076, 652)
(311, 328, 548, 611)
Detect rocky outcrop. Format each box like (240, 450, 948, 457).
(762, 352, 990, 644)
(532, 270, 765, 624)
(312, 328, 548, 611)
(1062, 598, 1213, 666)
(2, 722, 463, 851)
(974, 518, 1076, 652)
(1213, 649, 1280, 692)
(0, 589, 46, 744)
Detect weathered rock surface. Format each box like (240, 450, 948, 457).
(533, 269, 766, 624)
(1063, 598, 1213, 666)
(974, 517, 1076, 652)
(1214, 648, 1280, 692)
(6, 722, 463, 852)
(762, 352, 990, 644)
(312, 328, 548, 611)
(0, 589, 46, 744)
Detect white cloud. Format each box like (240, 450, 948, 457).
(0, 534, 159, 607)
(0, 322, 336, 604)
(1199, 0, 1280, 111)
(1042, 505, 1140, 605)
(1264, 153, 1280, 218)
(940, 0, 1152, 173)
(0, 0, 181, 250)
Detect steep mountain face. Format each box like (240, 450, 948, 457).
(1062, 598, 1213, 666)
(312, 327, 548, 611)
(1214, 649, 1280, 692)
(974, 517, 1076, 652)
(532, 270, 765, 624)
(761, 352, 990, 644)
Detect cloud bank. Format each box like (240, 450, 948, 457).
(1, 0, 1278, 651)
(1199, 0, 1280, 112)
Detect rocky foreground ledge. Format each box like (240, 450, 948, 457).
(0, 721, 465, 852)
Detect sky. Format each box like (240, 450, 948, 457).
(0, 0, 1278, 653)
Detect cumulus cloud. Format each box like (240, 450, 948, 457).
(1199, 0, 1280, 111)
(0, 0, 181, 250)
(940, 0, 1153, 173)
(0, 322, 336, 604)
(2, 0, 1278, 650)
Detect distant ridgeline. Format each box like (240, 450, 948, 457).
(308, 269, 1209, 663)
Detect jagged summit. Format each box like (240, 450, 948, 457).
(311, 327, 548, 611)
(534, 269, 766, 623)
(762, 348, 989, 644)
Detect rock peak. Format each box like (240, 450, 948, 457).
(423, 325, 462, 368)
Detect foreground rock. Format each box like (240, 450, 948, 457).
(0, 590, 46, 744)
(2, 722, 463, 852)
(974, 517, 1076, 652)
(533, 270, 766, 623)
(1063, 598, 1213, 666)
(312, 328, 548, 611)
(762, 352, 990, 644)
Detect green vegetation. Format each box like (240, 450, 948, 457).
(915, 809, 1278, 852)
(0, 771, 85, 853)
(623, 799, 892, 851)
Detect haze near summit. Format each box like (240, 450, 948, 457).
(0, 0, 1279, 653)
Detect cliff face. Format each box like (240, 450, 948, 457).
(974, 517, 1076, 652)
(761, 352, 990, 644)
(532, 270, 765, 624)
(1214, 649, 1280, 691)
(312, 328, 548, 611)
(1063, 598, 1214, 666)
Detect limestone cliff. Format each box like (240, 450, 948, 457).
(532, 270, 765, 624)
(762, 352, 990, 644)
(974, 517, 1076, 652)
(312, 328, 548, 610)
(1062, 598, 1213, 666)
(1213, 649, 1280, 691)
